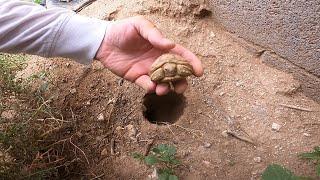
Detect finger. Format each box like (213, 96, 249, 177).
(155, 83, 170, 96)
(135, 75, 156, 93)
(133, 16, 175, 50)
(174, 79, 188, 94)
(170, 44, 204, 77)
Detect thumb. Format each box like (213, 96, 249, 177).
(133, 16, 175, 50)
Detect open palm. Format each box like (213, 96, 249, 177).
(96, 16, 203, 95)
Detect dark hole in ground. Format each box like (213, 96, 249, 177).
(142, 92, 186, 124)
(195, 8, 212, 18)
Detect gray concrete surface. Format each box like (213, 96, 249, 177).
(209, 0, 320, 77)
(207, 0, 320, 103)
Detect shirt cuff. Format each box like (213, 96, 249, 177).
(50, 14, 109, 64)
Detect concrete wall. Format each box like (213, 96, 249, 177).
(209, 0, 320, 77)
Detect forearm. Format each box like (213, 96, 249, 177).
(0, 0, 108, 64)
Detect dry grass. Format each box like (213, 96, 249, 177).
(0, 54, 89, 179)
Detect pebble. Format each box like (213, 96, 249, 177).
(101, 148, 108, 156)
(203, 160, 211, 166)
(271, 122, 282, 131)
(126, 124, 137, 139)
(253, 157, 262, 163)
(97, 113, 105, 121)
(210, 31, 216, 38)
(235, 81, 243, 87)
(203, 142, 212, 148)
(70, 88, 77, 94)
(303, 133, 311, 137)
(221, 130, 229, 137)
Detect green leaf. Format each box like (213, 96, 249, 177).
(154, 144, 177, 156)
(158, 168, 174, 175)
(316, 164, 320, 176)
(158, 171, 170, 180)
(158, 168, 175, 180)
(144, 155, 158, 165)
(132, 152, 144, 160)
(299, 146, 320, 160)
(262, 164, 300, 180)
(170, 159, 180, 165)
(168, 175, 179, 180)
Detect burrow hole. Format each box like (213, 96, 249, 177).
(142, 92, 186, 125)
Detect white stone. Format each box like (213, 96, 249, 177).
(97, 113, 105, 121)
(254, 157, 262, 163)
(303, 133, 311, 137)
(203, 142, 212, 148)
(271, 122, 282, 131)
(221, 130, 229, 137)
(70, 88, 77, 94)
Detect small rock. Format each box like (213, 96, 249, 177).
(203, 160, 211, 166)
(219, 92, 225, 96)
(70, 88, 77, 94)
(203, 142, 212, 148)
(1, 110, 16, 119)
(303, 133, 311, 137)
(210, 31, 216, 38)
(101, 148, 108, 156)
(126, 124, 137, 139)
(253, 157, 262, 163)
(221, 130, 229, 137)
(271, 123, 282, 131)
(97, 113, 105, 121)
(66, 63, 71, 67)
(115, 126, 124, 132)
(85, 101, 91, 105)
(235, 81, 243, 87)
(148, 168, 157, 180)
(181, 150, 191, 158)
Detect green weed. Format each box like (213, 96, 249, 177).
(0, 53, 85, 179)
(33, 0, 42, 4)
(261, 164, 311, 180)
(133, 144, 180, 180)
(262, 146, 320, 180)
(0, 53, 27, 92)
(299, 146, 320, 177)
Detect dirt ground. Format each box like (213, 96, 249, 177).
(3, 0, 320, 179)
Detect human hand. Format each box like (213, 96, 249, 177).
(95, 16, 203, 95)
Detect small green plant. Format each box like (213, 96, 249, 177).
(0, 53, 27, 92)
(299, 146, 320, 177)
(261, 164, 310, 180)
(133, 144, 180, 180)
(33, 0, 42, 4)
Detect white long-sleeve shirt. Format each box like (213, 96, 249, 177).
(0, 0, 108, 64)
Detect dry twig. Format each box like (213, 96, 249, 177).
(144, 139, 155, 156)
(280, 104, 313, 112)
(226, 129, 255, 145)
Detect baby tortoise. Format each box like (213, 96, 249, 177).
(149, 54, 194, 83)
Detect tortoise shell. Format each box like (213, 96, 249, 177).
(149, 54, 194, 83)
